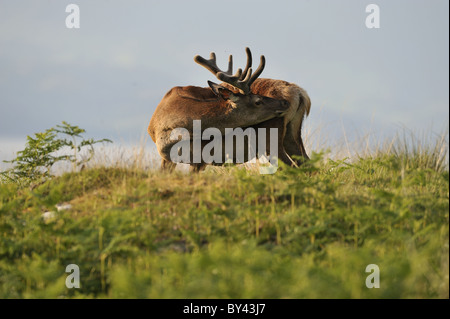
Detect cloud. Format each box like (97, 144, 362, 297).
(0, 0, 448, 161)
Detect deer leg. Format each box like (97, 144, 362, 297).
(251, 117, 295, 167)
(189, 163, 207, 173)
(161, 158, 176, 171)
(283, 123, 309, 166)
(276, 131, 295, 166)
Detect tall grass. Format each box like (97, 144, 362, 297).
(380, 127, 449, 172)
(302, 122, 448, 172)
(0, 126, 448, 299)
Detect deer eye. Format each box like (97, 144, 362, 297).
(255, 100, 262, 106)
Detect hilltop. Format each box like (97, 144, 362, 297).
(0, 151, 448, 298)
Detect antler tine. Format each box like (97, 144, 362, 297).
(194, 51, 234, 76)
(239, 47, 253, 81)
(248, 55, 265, 88)
(241, 67, 253, 83)
(219, 53, 265, 94)
(226, 54, 233, 75)
(194, 52, 220, 74)
(216, 68, 245, 93)
(194, 48, 266, 94)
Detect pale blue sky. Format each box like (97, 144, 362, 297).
(0, 0, 448, 162)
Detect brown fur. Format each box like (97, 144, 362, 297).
(148, 83, 290, 169)
(222, 78, 311, 165)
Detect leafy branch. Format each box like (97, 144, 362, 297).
(0, 121, 112, 186)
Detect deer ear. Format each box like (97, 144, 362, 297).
(208, 81, 233, 100)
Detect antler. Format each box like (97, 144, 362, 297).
(194, 48, 265, 95)
(240, 47, 252, 81)
(194, 52, 233, 76)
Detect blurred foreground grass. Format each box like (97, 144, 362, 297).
(0, 148, 448, 298)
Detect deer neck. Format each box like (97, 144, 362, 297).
(195, 100, 246, 131)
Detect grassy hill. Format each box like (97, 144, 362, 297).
(0, 145, 448, 298)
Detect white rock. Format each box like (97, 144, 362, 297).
(42, 211, 56, 221)
(56, 203, 72, 211)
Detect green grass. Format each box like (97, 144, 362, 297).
(0, 123, 449, 298)
(0, 138, 448, 298)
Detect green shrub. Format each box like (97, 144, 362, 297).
(0, 122, 111, 187)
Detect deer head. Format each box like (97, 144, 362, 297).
(193, 49, 288, 126)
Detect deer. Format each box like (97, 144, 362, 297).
(148, 49, 291, 172)
(209, 48, 311, 169)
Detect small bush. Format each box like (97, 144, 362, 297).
(0, 122, 112, 187)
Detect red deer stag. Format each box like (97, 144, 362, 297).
(210, 48, 311, 168)
(148, 49, 290, 171)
